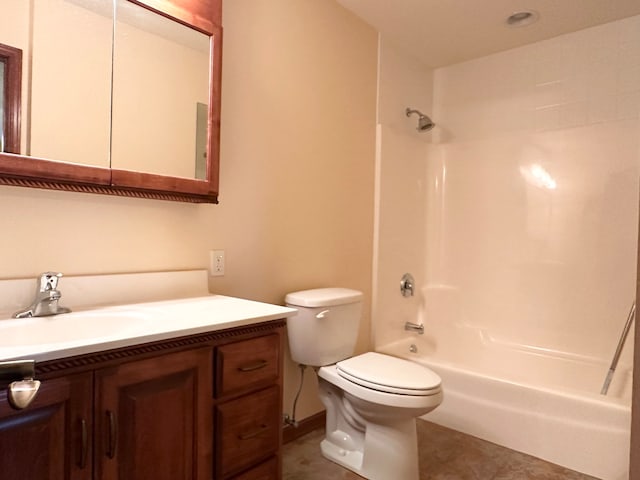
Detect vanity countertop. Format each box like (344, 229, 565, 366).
(0, 295, 297, 362)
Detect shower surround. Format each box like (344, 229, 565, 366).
(373, 15, 640, 480)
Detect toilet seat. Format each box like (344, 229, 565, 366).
(336, 352, 441, 396)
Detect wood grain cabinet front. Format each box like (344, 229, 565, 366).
(95, 348, 213, 480)
(0, 320, 285, 480)
(230, 456, 278, 480)
(0, 372, 93, 480)
(216, 386, 280, 478)
(215, 332, 284, 479)
(216, 334, 280, 397)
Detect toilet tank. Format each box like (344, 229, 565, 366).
(285, 288, 363, 367)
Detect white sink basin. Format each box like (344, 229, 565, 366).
(0, 295, 297, 362)
(0, 309, 153, 348)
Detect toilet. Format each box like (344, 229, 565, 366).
(285, 288, 442, 480)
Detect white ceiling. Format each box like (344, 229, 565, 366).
(335, 0, 640, 67)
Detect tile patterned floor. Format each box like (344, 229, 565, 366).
(283, 420, 600, 480)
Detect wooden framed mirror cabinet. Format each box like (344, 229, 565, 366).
(0, 0, 222, 204)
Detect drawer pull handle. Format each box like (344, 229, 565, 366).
(106, 411, 118, 459)
(238, 360, 268, 372)
(79, 418, 88, 469)
(238, 424, 269, 440)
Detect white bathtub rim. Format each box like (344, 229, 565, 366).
(376, 340, 631, 480)
(377, 340, 630, 410)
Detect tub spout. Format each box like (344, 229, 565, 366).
(404, 322, 424, 334)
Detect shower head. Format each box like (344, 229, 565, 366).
(405, 107, 435, 132)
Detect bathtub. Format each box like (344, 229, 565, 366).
(377, 331, 632, 480)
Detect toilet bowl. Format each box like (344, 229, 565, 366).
(285, 288, 443, 480)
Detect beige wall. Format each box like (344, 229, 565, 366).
(0, 0, 378, 421)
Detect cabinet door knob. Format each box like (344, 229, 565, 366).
(106, 411, 118, 459)
(237, 360, 268, 372)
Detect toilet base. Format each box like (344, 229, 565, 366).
(321, 418, 420, 480)
(320, 436, 364, 474)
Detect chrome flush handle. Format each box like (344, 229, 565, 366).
(8, 379, 41, 410)
(1, 360, 41, 410)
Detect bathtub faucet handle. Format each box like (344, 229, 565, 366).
(400, 273, 415, 297)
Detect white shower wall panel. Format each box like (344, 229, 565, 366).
(425, 14, 640, 364)
(374, 124, 429, 347)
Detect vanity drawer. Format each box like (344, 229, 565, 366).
(230, 456, 278, 479)
(216, 386, 280, 477)
(216, 334, 279, 396)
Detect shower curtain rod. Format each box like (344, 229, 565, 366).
(601, 301, 636, 395)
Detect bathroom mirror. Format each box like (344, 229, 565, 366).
(0, 0, 222, 203)
(111, 0, 211, 179)
(0, 62, 4, 152)
(0, 42, 22, 155)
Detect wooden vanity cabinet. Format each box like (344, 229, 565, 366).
(0, 320, 285, 480)
(214, 333, 283, 479)
(0, 372, 93, 480)
(94, 347, 213, 480)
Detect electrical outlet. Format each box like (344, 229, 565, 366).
(210, 250, 225, 276)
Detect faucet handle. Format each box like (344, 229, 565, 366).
(400, 273, 415, 297)
(38, 272, 63, 292)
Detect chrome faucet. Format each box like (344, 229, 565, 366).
(13, 272, 72, 318)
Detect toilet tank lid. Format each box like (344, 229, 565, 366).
(285, 288, 363, 307)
